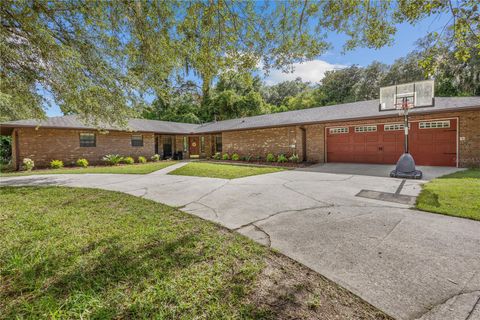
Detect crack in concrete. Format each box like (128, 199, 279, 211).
(188, 201, 219, 218)
(125, 187, 148, 198)
(282, 181, 333, 206)
(466, 294, 480, 320)
(233, 204, 333, 231)
(181, 180, 230, 208)
(376, 218, 404, 248)
(416, 290, 480, 320)
(252, 223, 271, 247)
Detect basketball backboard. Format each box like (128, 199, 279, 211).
(379, 80, 434, 111)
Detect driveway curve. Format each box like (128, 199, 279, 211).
(1, 166, 479, 320)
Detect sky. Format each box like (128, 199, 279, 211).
(46, 14, 449, 117)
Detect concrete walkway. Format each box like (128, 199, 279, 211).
(1, 167, 479, 320)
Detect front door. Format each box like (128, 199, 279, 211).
(162, 136, 173, 159)
(189, 136, 200, 158)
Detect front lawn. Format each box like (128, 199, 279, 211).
(0, 161, 176, 177)
(0, 187, 389, 319)
(416, 169, 480, 221)
(169, 162, 285, 179)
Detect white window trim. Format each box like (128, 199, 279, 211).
(329, 127, 349, 134)
(384, 123, 404, 131)
(419, 121, 450, 129)
(355, 125, 377, 133)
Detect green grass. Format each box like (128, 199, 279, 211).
(0, 186, 267, 319)
(416, 169, 480, 221)
(169, 162, 285, 179)
(0, 187, 389, 319)
(0, 161, 176, 177)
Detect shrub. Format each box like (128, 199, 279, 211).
(222, 153, 230, 160)
(103, 154, 123, 166)
(50, 160, 64, 169)
(22, 158, 34, 171)
(76, 158, 89, 168)
(151, 154, 160, 162)
(138, 156, 147, 164)
(289, 154, 300, 163)
(231, 153, 240, 161)
(277, 154, 288, 163)
(266, 153, 276, 162)
(213, 152, 221, 160)
(245, 155, 252, 162)
(122, 156, 134, 164)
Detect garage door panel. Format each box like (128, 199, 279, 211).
(326, 119, 456, 167)
(366, 135, 378, 142)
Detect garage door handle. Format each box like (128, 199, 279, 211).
(378, 147, 383, 151)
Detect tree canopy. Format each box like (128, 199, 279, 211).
(1, 0, 478, 123)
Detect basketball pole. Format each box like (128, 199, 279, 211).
(402, 97, 409, 154)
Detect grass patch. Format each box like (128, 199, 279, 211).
(0, 161, 176, 177)
(0, 187, 389, 319)
(169, 162, 285, 179)
(416, 169, 480, 221)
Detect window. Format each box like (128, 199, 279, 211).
(215, 135, 222, 152)
(183, 136, 188, 152)
(131, 134, 143, 147)
(355, 125, 377, 133)
(200, 136, 205, 153)
(329, 127, 349, 134)
(79, 133, 96, 147)
(419, 121, 450, 129)
(384, 123, 404, 131)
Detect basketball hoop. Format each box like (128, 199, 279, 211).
(394, 99, 414, 116)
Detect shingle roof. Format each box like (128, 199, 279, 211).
(1, 96, 479, 135)
(1, 115, 198, 134)
(193, 96, 480, 133)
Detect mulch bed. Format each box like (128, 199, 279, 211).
(203, 159, 314, 168)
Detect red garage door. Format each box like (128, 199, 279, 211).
(326, 119, 457, 166)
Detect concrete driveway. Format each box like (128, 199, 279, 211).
(1, 163, 479, 320)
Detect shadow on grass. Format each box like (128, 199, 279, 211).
(2, 232, 230, 318)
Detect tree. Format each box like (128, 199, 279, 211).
(2, 0, 478, 123)
(261, 78, 311, 107)
(207, 71, 267, 120)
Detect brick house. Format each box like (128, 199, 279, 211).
(1, 96, 479, 169)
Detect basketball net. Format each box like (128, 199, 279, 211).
(395, 97, 414, 116)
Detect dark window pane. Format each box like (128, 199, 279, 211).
(131, 134, 143, 147)
(80, 133, 96, 147)
(215, 136, 222, 152)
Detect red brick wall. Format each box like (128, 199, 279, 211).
(222, 127, 300, 159)
(14, 127, 156, 168)
(9, 109, 480, 169)
(218, 109, 479, 167)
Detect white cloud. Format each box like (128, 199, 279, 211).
(261, 59, 345, 85)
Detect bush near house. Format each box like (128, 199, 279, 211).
(76, 158, 89, 168)
(289, 154, 300, 163)
(122, 156, 135, 164)
(138, 156, 147, 164)
(22, 158, 34, 171)
(231, 153, 240, 161)
(50, 160, 64, 169)
(277, 154, 288, 163)
(266, 153, 276, 162)
(213, 152, 221, 160)
(222, 153, 230, 160)
(151, 154, 160, 162)
(103, 154, 123, 166)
